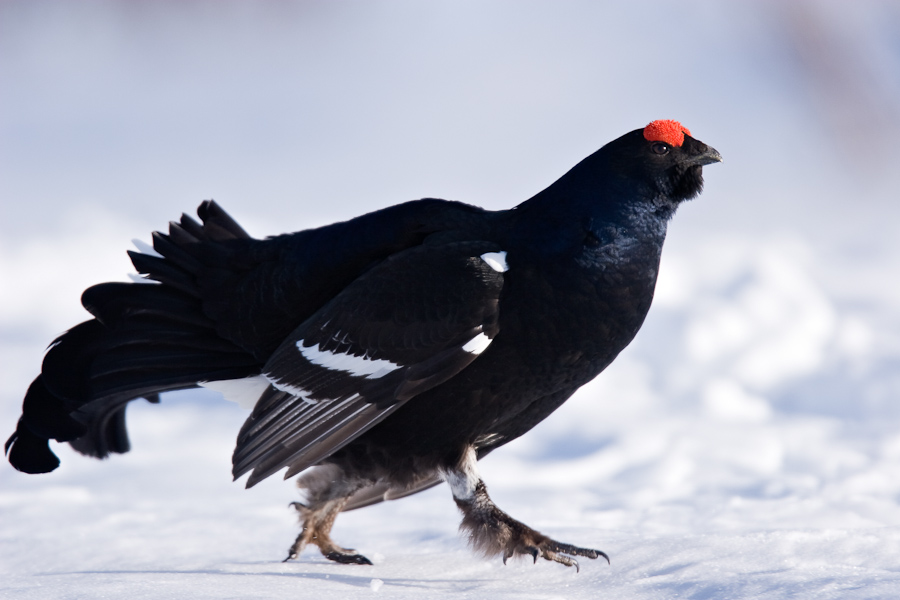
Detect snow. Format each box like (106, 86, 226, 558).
(3, 1, 900, 598)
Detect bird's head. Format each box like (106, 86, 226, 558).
(515, 120, 721, 237)
(616, 119, 723, 205)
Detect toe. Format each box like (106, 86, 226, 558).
(544, 540, 608, 563)
(543, 550, 580, 572)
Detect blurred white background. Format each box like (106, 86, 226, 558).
(2, 1, 900, 598)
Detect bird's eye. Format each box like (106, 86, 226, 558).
(651, 142, 669, 155)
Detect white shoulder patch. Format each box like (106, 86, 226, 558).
(462, 332, 492, 355)
(297, 341, 402, 379)
(200, 375, 269, 409)
(480, 251, 508, 273)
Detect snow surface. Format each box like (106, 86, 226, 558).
(3, 1, 900, 598)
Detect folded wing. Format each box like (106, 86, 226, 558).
(232, 241, 506, 487)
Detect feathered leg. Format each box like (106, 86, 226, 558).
(284, 465, 373, 565)
(444, 447, 609, 572)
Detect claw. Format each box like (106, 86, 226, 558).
(528, 546, 539, 564)
(282, 552, 297, 563)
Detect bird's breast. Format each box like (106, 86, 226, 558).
(500, 233, 662, 381)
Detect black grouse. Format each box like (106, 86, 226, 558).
(6, 120, 721, 570)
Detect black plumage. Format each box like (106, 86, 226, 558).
(6, 121, 721, 570)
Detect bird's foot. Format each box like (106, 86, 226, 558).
(447, 448, 608, 571)
(283, 498, 372, 565)
(460, 492, 607, 571)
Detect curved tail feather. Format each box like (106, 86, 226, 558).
(5, 201, 262, 473)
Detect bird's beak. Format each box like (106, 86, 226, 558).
(692, 144, 723, 166)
